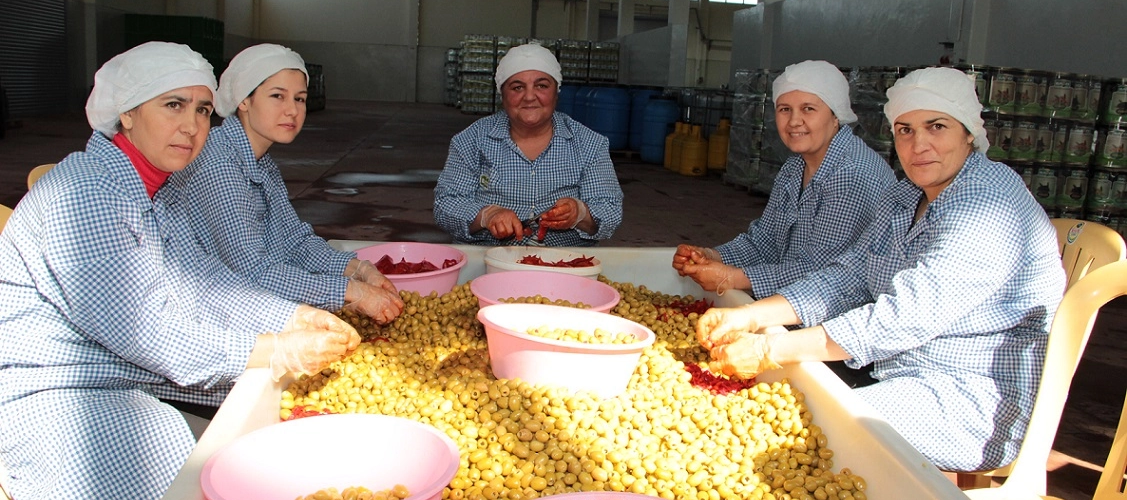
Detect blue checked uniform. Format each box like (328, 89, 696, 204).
(716, 126, 894, 299)
(168, 117, 354, 309)
(779, 152, 1065, 471)
(0, 132, 297, 500)
(434, 111, 624, 247)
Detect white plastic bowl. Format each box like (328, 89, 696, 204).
(484, 246, 602, 279)
(470, 270, 621, 313)
(200, 414, 459, 500)
(477, 303, 655, 398)
(355, 242, 467, 296)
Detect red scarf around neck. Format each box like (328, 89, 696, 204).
(112, 133, 171, 199)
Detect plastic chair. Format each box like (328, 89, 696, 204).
(963, 259, 1127, 499)
(1052, 219, 1126, 290)
(26, 163, 54, 190)
(0, 204, 12, 233)
(1090, 387, 1127, 500)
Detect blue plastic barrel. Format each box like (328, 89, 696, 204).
(572, 86, 596, 125)
(629, 89, 661, 151)
(639, 98, 680, 164)
(558, 85, 579, 117)
(586, 87, 631, 151)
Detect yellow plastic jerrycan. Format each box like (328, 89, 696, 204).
(707, 118, 731, 172)
(664, 122, 684, 171)
(680, 125, 707, 176)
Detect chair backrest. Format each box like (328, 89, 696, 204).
(977, 260, 1127, 497)
(1052, 218, 1126, 290)
(0, 204, 12, 233)
(26, 163, 55, 190)
(1095, 385, 1127, 500)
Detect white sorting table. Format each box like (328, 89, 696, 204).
(163, 243, 969, 500)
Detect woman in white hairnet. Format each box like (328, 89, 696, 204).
(695, 67, 1065, 471)
(673, 60, 894, 300)
(434, 43, 624, 246)
(0, 42, 360, 499)
(169, 44, 403, 324)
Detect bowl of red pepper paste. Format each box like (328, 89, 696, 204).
(484, 246, 602, 279)
(355, 242, 467, 296)
(470, 270, 621, 313)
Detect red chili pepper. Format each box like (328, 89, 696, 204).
(373, 255, 458, 275)
(537, 225, 548, 242)
(517, 255, 597, 268)
(285, 405, 336, 421)
(684, 363, 755, 395)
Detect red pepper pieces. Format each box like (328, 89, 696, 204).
(517, 255, 597, 267)
(374, 254, 458, 275)
(285, 405, 336, 421)
(536, 225, 548, 242)
(684, 363, 755, 395)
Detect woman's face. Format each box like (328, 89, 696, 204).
(892, 109, 975, 202)
(501, 70, 558, 130)
(774, 90, 839, 164)
(239, 69, 308, 156)
(119, 85, 214, 173)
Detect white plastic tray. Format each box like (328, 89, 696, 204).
(163, 243, 968, 500)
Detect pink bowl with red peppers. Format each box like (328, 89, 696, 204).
(355, 242, 467, 296)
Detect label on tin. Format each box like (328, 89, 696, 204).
(987, 119, 1013, 160)
(1103, 85, 1127, 125)
(1035, 122, 1066, 163)
(1058, 167, 1089, 207)
(1088, 170, 1121, 205)
(1015, 76, 1042, 116)
(1064, 126, 1094, 164)
(1009, 121, 1038, 160)
(1045, 78, 1073, 118)
(1098, 128, 1127, 166)
(1031, 166, 1059, 206)
(989, 73, 1016, 113)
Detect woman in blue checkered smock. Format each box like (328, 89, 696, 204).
(168, 44, 403, 324)
(673, 61, 895, 299)
(434, 43, 623, 247)
(0, 43, 359, 500)
(697, 67, 1066, 472)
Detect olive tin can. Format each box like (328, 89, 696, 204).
(1014, 70, 1044, 117)
(1057, 165, 1089, 208)
(1084, 203, 1117, 226)
(988, 68, 1017, 115)
(1009, 120, 1039, 161)
(957, 64, 991, 107)
(1030, 164, 1060, 210)
(985, 115, 1014, 161)
(1087, 168, 1126, 208)
(1063, 124, 1095, 166)
(1035, 118, 1068, 164)
(1044, 72, 1075, 119)
(1102, 78, 1127, 126)
(1012, 161, 1035, 191)
(1095, 125, 1127, 168)
(1071, 75, 1101, 123)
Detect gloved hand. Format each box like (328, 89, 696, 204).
(671, 244, 722, 275)
(696, 304, 761, 350)
(344, 258, 398, 294)
(269, 327, 360, 381)
(708, 332, 783, 380)
(539, 198, 589, 230)
(475, 205, 523, 240)
(284, 304, 358, 336)
(343, 279, 404, 324)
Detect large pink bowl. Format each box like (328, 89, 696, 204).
(477, 303, 655, 399)
(200, 414, 459, 500)
(355, 242, 467, 296)
(469, 270, 621, 313)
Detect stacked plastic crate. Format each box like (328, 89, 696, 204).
(588, 42, 620, 84)
(558, 40, 590, 84)
(459, 35, 496, 115)
(443, 48, 459, 107)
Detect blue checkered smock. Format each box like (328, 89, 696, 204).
(434, 111, 624, 247)
(715, 126, 895, 299)
(779, 152, 1065, 471)
(0, 132, 297, 500)
(168, 117, 354, 309)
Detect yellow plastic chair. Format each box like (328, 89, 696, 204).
(963, 259, 1127, 499)
(1090, 387, 1127, 500)
(1053, 218, 1126, 290)
(0, 204, 12, 233)
(26, 163, 54, 190)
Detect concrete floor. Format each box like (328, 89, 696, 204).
(1, 100, 1123, 499)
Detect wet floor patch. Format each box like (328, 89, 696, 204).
(323, 169, 441, 188)
(291, 199, 451, 243)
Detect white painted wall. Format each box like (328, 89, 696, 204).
(983, 0, 1127, 76)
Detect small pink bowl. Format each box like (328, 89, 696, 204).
(355, 242, 467, 296)
(200, 414, 458, 500)
(477, 303, 655, 399)
(469, 270, 621, 313)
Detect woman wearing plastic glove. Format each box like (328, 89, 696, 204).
(169, 44, 402, 324)
(434, 43, 624, 247)
(696, 67, 1065, 472)
(0, 42, 359, 500)
(673, 60, 894, 298)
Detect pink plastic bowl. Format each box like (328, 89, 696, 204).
(477, 303, 655, 399)
(355, 242, 467, 296)
(469, 270, 621, 313)
(200, 414, 459, 500)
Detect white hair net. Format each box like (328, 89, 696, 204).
(215, 43, 308, 117)
(884, 67, 988, 153)
(494, 43, 563, 93)
(772, 60, 857, 124)
(85, 41, 217, 137)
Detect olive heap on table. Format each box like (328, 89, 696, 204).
(280, 277, 869, 500)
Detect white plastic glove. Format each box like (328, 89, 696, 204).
(539, 198, 589, 230)
(272, 305, 361, 381)
(284, 304, 357, 335)
(695, 304, 761, 350)
(344, 258, 397, 294)
(343, 279, 404, 324)
(475, 205, 523, 240)
(708, 332, 783, 380)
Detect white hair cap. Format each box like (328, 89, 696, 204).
(494, 43, 562, 93)
(885, 67, 989, 153)
(772, 60, 857, 124)
(215, 44, 308, 117)
(85, 41, 217, 137)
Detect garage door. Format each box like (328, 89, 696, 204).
(0, 0, 67, 118)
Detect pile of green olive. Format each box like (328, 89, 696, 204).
(297, 484, 410, 500)
(499, 296, 591, 309)
(292, 278, 869, 500)
(524, 326, 638, 345)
